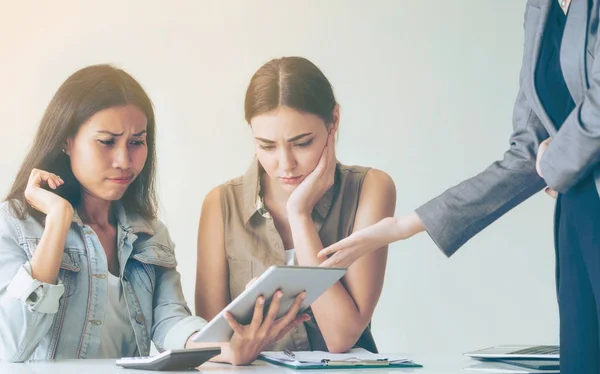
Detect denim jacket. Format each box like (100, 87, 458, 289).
(0, 201, 206, 362)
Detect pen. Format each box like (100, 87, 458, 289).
(283, 348, 296, 360)
(322, 359, 390, 367)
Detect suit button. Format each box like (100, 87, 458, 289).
(90, 320, 102, 326)
(135, 314, 144, 324)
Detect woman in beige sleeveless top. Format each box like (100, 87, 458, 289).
(195, 57, 395, 360)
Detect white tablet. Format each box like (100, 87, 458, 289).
(192, 265, 347, 342)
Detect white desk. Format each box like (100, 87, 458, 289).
(0, 354, 529, 374)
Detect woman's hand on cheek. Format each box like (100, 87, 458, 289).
(286, 130, 337, 218)
(25, 168, 73, 219)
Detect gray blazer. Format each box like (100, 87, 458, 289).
(416, 0, 600, 257)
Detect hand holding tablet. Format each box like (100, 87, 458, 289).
(192, 266, 347, 343)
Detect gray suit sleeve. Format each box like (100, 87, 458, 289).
(539, 34, 600, 192)
(415, 8, 548, 257)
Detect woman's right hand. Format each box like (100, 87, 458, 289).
(318, 213, 425, 269)
(222, 291, 310, 365)
(24, 168, 73, 218)
(25, 169, 75, 284)
(545, 187, 558, 199)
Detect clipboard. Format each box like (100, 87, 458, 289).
(258, 348, 423, 370)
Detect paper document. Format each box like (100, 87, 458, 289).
(259, 348, 414, 368)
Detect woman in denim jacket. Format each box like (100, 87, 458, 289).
(0, 64, 306, 364)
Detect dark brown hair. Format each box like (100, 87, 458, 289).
(244, 57, 337, 125)
(5, 64, 158, 222)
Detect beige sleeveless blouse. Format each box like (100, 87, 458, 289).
(219, 159, 377, 352)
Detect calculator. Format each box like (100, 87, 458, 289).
(116, 347, 221, 371)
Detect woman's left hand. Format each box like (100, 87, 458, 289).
(286, 130, 336, 217)
(536, 137, 551, 178)
(536, 137, 557, 198)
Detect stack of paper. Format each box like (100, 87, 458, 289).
(259, 348, 419, 369)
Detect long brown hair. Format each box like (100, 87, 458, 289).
(244, 56, 337, 126)
(5, 64, 158, 222)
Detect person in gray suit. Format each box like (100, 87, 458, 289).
(318, 0, 599, 372)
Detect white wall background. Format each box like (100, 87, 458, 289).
(0, 0, 557, 355)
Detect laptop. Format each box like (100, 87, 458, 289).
(464, 345, 559, 360)
(464, 361, 559, 373)
(498, 359, 559, 370)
